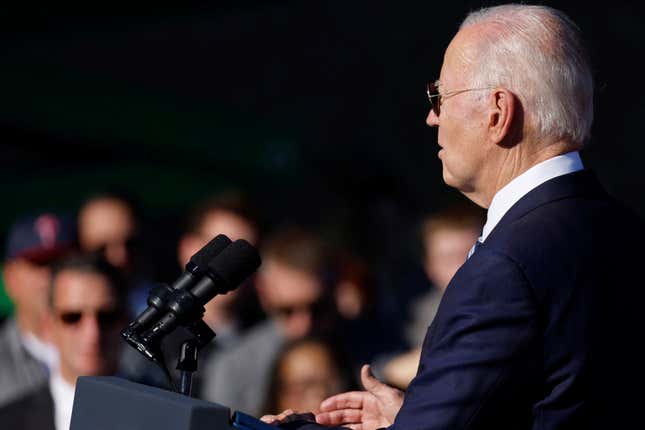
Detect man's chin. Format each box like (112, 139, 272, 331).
(77, 360, 114, 377)
(442, 170, 474, 196)
(442, 169, 457, 188)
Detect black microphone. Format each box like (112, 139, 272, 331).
(122, 234, 232, 336)
(137, 239, 261, 358)
(190, 239, 261, 301)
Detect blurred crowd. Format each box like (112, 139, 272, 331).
(0, 189, 483, 429)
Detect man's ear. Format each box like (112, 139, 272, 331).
(488, 88, 518, 146)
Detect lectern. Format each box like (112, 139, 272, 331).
(70, 376, 232, 430)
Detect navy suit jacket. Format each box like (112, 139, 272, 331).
(281, 170, 644, 430)
(391, 170, 645, 429)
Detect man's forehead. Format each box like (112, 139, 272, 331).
(52, 270, 116, 307)
(200, 210, 256, 243)
(442, 26, 483, 81)
(262, 260, 322, 301)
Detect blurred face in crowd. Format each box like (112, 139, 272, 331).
(178, 208, 258, 266)
(49, 269, 124, 384)
(3, 258, 52, 335)
(198, 210, 257, 247)
(178, 209, 257, 329)
(423, 226, 480, 291)
(257, 259, 323, 341)
(426, 26, 491, 198)
(275, 341, 344, 413)
(78, 198, 137, 271)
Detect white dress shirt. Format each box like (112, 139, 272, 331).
(49, 372, 76, 430)
(480, 151, 584, 242)
(21, 330, 59, 372)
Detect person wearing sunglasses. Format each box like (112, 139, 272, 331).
(0, 212, 75, 408)
(264, 4, 645, 430)
(201, 228, 337, 417)
(0, 254, 127, 430)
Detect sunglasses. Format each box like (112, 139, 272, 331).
(273, 299, 327, 319)
(95, 236, 140, 254)
(426, 80, 495, 116)
(57, 309, 122, 329)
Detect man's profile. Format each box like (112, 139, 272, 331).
(264, 4, 645, 430)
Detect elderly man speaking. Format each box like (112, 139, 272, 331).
(264, 4, 645, 430)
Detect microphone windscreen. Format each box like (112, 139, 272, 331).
(208, 239, 261, 290)
(189, 234, 232, 269)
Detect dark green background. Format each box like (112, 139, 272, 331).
(1, 0, 644, 269)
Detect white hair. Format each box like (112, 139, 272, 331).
(460, 4, 594, 146)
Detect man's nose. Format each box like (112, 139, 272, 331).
(426, 109, 439, 127)
(80, 314, 102, 344)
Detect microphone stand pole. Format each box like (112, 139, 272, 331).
(176, 319, 216, 397)
(177, 340, 198, 396)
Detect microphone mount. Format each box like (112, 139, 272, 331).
(121, 281, 213, 379)
(120, 238, 261, 396)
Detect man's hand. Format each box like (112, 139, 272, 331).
(260, 409, 316, 425)
(315, 364, 404, 430)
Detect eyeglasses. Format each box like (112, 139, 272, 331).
(426, 80, 495, 116)
(95, 236, 140, 255)
(273, 299, 327, 319)
(57, 309, 122, 329)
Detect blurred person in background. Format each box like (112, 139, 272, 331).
(380, 204, 482, 389)
(0, 212, 75, 407)
(0, 254, 128, 430)
(264, 338, 355, 415)
(77, 193, 138, 274)
(166, 191, 261, 394)
(200, 227, 337, 415)
(333, 253, 371, 324)
(177, 191, 260, 340)
(77, 191, 169, 388)
(332, 252, 402, 370)
(77, 191, 145, 314)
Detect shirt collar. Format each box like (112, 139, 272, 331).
(21, 329, 59, 371)
(481, 151, 584, 242)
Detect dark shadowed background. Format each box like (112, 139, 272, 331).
(2, 0, 644, 281)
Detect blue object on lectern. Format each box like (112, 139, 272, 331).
(232, 411, 282, 430)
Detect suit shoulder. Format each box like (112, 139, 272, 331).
(489, 194, 642, 255)
(205, 320, 284, 372)
(0, 384, 53, 426)
(482, 194, 644, 299)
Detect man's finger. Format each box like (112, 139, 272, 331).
(275, 409, 296, 421)
(319, 391, 366, 411)
(360, 364, 381, 391)
(260, 415, 278, 424)
(260, 409, 297, 425)
(361, 364, 391, 396)
(316, 409, 363, 426)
